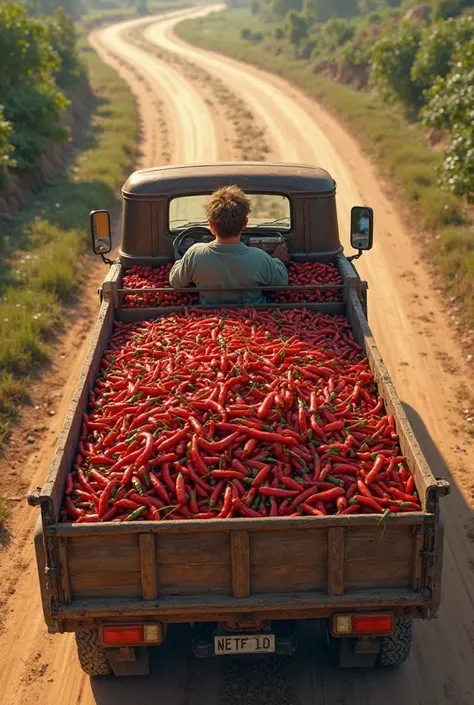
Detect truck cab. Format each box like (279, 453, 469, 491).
(91, 161, 373, 314)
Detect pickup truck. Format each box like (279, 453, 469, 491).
(29, 162, 449, 677)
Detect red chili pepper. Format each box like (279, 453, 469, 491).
(300, 503, 325, 516)
(303, 487, 346, 506)
(252, 464, 272, 487)
(156, 427, 189, 453)
(197, 431, 240, 453)
(259, 487, 299, 498)
(98, 479, 118, 518)
(364, 454, 385, 485)
(136, 432, 154, 467)
(232, 498, 261, 518)
(336, 496, 348, 513)
(405, 475, 415, 495)
(65, 473, 73, 496)
(353, 495, 384, 513)
(115, 498, 141, 511)
(78, 470, 98, 497)
(66, 497, 84, 520)
(149, 472, 171, 503)
(176, 473, 187, 506)
(340, 504, 361, 515)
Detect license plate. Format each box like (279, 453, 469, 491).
(214, 634, 275, 655)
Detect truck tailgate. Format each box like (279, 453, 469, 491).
(51, 513, 432, 624)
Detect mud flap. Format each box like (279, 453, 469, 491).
(108, 646, 150, 676)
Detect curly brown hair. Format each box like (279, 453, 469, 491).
(205, 185, 251, 238)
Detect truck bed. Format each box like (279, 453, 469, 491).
(32, 259, 448, 633)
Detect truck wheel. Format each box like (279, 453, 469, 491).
(75, 630, 112, 676)
(378, 618, 413, 667)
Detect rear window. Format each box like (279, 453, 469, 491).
(169, 193, 291, 232)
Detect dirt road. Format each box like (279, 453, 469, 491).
(1, 6, 474, 705)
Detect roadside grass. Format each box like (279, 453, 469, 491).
(0, 42, 138, 446)
(176, 9, 474, 328)
(0, 493, 9, 526)
(81, 1, 192, 31)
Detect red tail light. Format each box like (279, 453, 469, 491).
(102, 625, 144, 645)
(333, 613, 393, 636)
(353, 614, 393, 634)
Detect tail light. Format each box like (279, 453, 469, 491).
(333, 613, 393, 637)
(101, 623, 163, 646)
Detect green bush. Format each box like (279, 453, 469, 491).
(433, 0, 466, 19)
(371, 22, 424, 107)
(411, 17, 473, 95)
(0, 2, 82, 175)
(0, 108, 16, 186)
(48, 9, 84, 91)
(241, 27, 252, 39)
(422, 34, 474, 201)
(321, 18, 356, 49)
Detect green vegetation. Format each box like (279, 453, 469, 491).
(80, 1, 192, 30)
(0, 494, 9, 526)
(176, 8, 474, 328)
(218, 1, 474, 201)
(0, 39, 137, 444)
(0, 3, 83, 184)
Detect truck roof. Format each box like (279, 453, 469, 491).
(122, 162, 336, 199)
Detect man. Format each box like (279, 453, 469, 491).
(358, 210, 370, 236)
(169, 185, 289, 305)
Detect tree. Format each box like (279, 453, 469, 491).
(0, 2, 70, 170)
(47, 8, 83, 90)
(26, 0, 83, 20)
(251, 0, 261, 13)
(0, 109, 16, 186)
(305, 0, 358, 23)
(137, 0, 148, 14)
(371, 22, 424, 107)
(285, 10, 310, 55)
(411, 17, 473, 94)
(422, 35, 474, 201)
(271, 0, 303, 21)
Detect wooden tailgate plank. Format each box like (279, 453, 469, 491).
(345, 525, 413, 590)
(68, 533, 141, 599)
(140, 534, 158, 600)
(250, 530, 327, 593)
(231, 531, 250, 598)
(327, 527, 345, 596)
(156, 531, 231, 596)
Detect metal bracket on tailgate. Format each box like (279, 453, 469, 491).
(27, 486, 56, 530)
(426, 479, 450, 514)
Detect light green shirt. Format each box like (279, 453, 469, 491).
(169, 242, 288, 306)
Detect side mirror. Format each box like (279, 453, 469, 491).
(90, 210, 112, 255)
(350, 206, 373, 251)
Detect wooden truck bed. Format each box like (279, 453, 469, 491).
(31, 263, 448, 634)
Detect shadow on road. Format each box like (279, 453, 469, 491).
(402, 402, 450, 481)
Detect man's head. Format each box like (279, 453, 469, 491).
(205, 185, 251, 240)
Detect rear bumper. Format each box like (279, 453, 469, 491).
(52, 589, 434, 634)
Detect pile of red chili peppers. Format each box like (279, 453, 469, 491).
(62, 309, 421, 523)
(122, 264, 198, 307)
(122, 263, 342, 308)
(271, 262, 342, 303)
